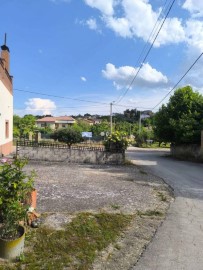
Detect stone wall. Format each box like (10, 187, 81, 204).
(170, 144, 203, 161)
(201, 131, 203, 151)
(17, 146, 124, 165)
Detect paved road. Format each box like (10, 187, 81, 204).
(126, 147, 203, 270)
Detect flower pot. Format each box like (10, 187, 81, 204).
(25, 189, 37, 209)
(30, 189, 37, 209)
(0, 225, 25, 261)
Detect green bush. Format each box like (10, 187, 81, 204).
(0, 158, 35, 239)
(103, 132, 129, 152)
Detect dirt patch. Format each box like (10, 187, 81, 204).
(23, 161, 173, 269)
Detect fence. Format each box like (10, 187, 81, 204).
(16, 140, 106, 151)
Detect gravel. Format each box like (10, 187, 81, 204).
(24, 161, 173, 269)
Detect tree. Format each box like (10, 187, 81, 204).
(50, 127, 83, 147)
(154, 86, 203, 145)
(90, 120, 110, 136)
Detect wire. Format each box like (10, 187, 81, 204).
(14, 88, 109, 105)
(115, 0, 176, 104)
(152, 52, 203, 111)
(14, 87, 150, 110)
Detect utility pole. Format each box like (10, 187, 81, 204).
(139, 111, 141, 134)
(110, 102, 113, 134)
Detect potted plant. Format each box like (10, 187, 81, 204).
(0, 157, 35, 260)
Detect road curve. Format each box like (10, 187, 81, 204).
(126, 147, 203, 270)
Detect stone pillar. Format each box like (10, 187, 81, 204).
(29, 132, 33, 141)
(35, 132, 41, 142)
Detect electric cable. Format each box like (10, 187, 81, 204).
(14, 88, 109, 105)
(152, 51, 203, 111)
(115, 0, 176, 104)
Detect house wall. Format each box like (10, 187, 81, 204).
(36, 123, 55, 129)
(0, 80, 13, 156)
(36, 122, 74, 130)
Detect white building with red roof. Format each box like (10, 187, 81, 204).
(36, 116, 76, 130)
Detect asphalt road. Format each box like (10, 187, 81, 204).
(126, 147, 203, 270)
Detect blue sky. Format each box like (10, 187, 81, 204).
(1, 0, 203, 116)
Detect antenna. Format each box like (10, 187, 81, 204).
(4, 33, 7, 45)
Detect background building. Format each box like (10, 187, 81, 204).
(0, 36, 13, 156)
(36, 116, 75, 130)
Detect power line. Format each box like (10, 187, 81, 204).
(115, 0, 176, 104)
(14, 88, 109, 105)
(14, 87, 147, 110)
(152, 52, 203, 111)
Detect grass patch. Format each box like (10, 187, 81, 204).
(0, 212, 133, 270)
(111, 204, 121, 210)
(157, 191, 167, 202)
(137, 210, 163, 217)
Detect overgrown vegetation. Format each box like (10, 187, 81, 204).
(0, 212, 133, 270)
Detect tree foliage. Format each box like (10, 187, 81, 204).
(154, 86, 203, 145)
(50, 127, 83, 147)
(13, 114, 36, 139)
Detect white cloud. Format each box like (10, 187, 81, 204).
(25, 98, 56, 115)
(102, 62, 168, 89)
(185, 19, 203, 51)
(154, 17, 185, 47)
(84, 0, 115, 16)
(183, 0, 203, 18)
(83, 0, 186, 46)
(86, 18, 99, 31)
(104, 16, 132, 38)
(81, 76, 87, 82)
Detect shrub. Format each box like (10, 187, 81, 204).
(103, 132, 129, 152)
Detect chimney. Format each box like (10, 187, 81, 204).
(1, 33, 10, 72)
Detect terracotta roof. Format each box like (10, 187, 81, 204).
(36, 116, 75, 122)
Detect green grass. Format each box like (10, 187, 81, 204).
(111, 204, 121, 210)
(157, 192, 167, 202)
(137, 210, 163, 217)
(0, 212, 133, 270)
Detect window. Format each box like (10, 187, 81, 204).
(62, 124, 66, 128)
(5, 120, 9, 138)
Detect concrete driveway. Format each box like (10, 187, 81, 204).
(127, 147, 203, 270)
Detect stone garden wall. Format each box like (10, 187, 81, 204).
(17, 146, 124, 165)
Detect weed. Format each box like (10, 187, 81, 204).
(0, 212, 133, 270)
(137, 210, 163, 217)
(111, 204, 120, 210)
(157, 192, 167, 202)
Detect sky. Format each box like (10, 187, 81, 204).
(0, 0, 203, 116)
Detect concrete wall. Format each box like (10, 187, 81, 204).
(170, 144, 203, 161)
(17, 146, 124, 165)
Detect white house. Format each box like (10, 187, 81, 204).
(0, 36, 13, 156)
(36, 116, 76, 130)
